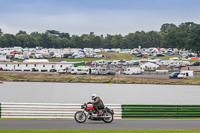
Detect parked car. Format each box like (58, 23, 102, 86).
(169, 72, 180, 79)
(104, 70, 115, 75)
(68, 56, 75, 59)
(192, 62, 200, 66)
(167, 64, 175, 69)
(0, 67, 3, 71)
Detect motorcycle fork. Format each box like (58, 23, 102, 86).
(83, 111, 89, 118)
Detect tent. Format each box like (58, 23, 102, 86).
(11, 51, 19, 54)
(18, 50, 23, 54)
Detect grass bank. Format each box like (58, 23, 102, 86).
(0, 129, 199, 133)
(11, 53, 199, 63)
(0, 72, 200, 85)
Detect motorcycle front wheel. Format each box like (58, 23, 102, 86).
(102, 112, 113, 123)
(74, 111, 87, 123)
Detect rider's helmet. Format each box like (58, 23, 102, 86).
(91, 94, 97, 100)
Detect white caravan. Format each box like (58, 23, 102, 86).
(123, 67, 141, 75)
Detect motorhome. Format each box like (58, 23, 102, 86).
(14, 54, 24, 60)
(35, 53, 43, 59)
(123, 60, 140, 66)
(111, 60, 120, 65)
(177, 71, 194, 79)
(92, 67, 107, 75)
(123, 67, 141, 75)
(93, 60, 107, 66)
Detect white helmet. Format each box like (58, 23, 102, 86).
(91, 94, 97, 100)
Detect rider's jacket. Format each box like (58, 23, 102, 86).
(92, 96, 104, 107)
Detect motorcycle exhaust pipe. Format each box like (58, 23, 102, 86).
(99, 116, 112, 118)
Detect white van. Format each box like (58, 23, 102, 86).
(71, 67, 87, 75)
(57, 69, 66, 74)
(177, 71, 194, 79)
(123, 67, 141, 75)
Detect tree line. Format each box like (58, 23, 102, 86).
(0, 22, 200, 56)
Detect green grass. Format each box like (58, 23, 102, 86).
(48, 58, 104, 62)
(133, 55, 181, 61)
(0, 74, 17, 80)
(10, 53, 199, 63)
(101, 52, 135, 61)
(0, 130, 200, 133)
(48, 52, 135, 62)
(10, 59, 24, 62)
(155, 55, 180, 60)
(79, 78, 111, 83)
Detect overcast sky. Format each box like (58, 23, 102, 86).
(0, 0, 200, 35)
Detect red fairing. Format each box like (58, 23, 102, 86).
(86, 106, 95, 110)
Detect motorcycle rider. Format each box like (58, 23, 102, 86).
(88, 94, 104, 116)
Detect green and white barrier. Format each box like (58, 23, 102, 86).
(1, 103, 200, 119)
(0, 103, 1, 118)
(122, 104, 200, 118)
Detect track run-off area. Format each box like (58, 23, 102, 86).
(0, 120, 200, 129)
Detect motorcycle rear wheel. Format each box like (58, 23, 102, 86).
(74, 111, 87, 123)
(102, 112, 113, 123)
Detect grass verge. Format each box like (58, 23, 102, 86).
(1, 73, 200, 85)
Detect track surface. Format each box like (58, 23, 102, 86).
(0, 120, 200, 129)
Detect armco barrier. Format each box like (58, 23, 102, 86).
(0, 103, 1, 118)
(2, 103, 200, 119)
(122, 104, 200, 118)
(1, 102, 122, 119)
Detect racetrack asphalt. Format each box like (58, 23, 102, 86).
(0, 120, 200, 129)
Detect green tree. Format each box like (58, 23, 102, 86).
(70, 35, 83, 48)
(81, 34, 91, 48)
(3, 34, 16, 47)
(16, 30, 27, 35)
(0, 36, 6, 47)
(60, 37, 70, 48)
(46, 30, 60, 36)
(103, 34, 113, 48)
(15, 34, 31, 48)
(145, 31, 161, 48)
(59, 32, 70, 39)
(160, 23, 177, 33)
(187, 24, 200, 57)
(0, 29, 3, 36)
(111, 34, 123, 48)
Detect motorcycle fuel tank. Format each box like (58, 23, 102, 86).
(86, 106, 95, 110)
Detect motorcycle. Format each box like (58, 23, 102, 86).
(74, 103, 114, 123)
